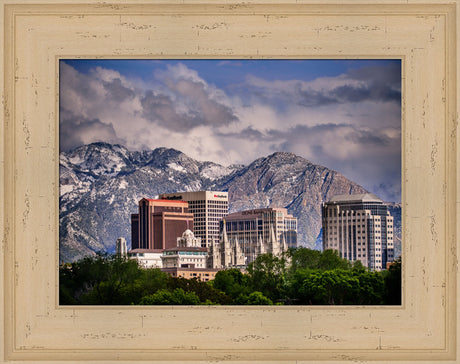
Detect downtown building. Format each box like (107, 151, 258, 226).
(161, 229, 221, 282)
(131, 198, 194, 250)
(216, 207, 296, 265)
(321, 193, 395, 271)
(159, 191, 228, 247)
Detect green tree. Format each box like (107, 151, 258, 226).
(117, 268, 169, 304)
(353, 269, 385, 305)
(236, 291, 273, 305)
(167, 276, 231, 305)
(60, 252, 149, 305)
(213, 268, 251, 299)
(139, 288, 200, 305)
(318, 249, 352, 270)
(288, 247, 322, 272)
(383, 257, 402, 305)
(79, 255, 142, 305)
(247, 253, 288, 301)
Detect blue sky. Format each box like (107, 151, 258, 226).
(60, 59, 401, 202)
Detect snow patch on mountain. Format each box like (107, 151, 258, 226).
(108, 194, 115, 204)
(60, 185, 74, 195)
(167, 162, 186, 173)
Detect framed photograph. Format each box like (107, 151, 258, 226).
(1, 1, 458, 362)
(58, 58, 402, 307)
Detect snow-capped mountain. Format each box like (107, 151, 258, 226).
(59, 143, 401, 263)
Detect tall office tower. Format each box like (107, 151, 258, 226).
(221, 207, 296, 263)
(159, 191, 228, 247)
(131, 198, 194, 250)
(321, 193, 394, 271)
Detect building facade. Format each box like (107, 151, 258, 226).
(161, 230, 208, 269)
(213, 207, 294, 266)
(127, 249, 164, 268)
(321, 193, 394, 271)
(208, 222, 246, 269)
(131, 198, 194, 250)
(223, 207, 297, 247)
(161, 267, 220, 282)
(159, 191, 228, 247)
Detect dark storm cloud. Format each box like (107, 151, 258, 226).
(242, 62, 401, 108)
(102, 78, 135, 103)
(59, 108, 123, 152)
(140, 78, 238, 131)
(340, 62, 401, 103)
(297, 83, 400, 107)
(347, 62, 401, 85)
(344, 127, 390, 146)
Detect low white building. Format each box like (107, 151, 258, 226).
(127, 249, 164, 268)
(161, 230, 207, 269)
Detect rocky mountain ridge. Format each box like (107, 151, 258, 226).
(59, 142, 401, 262)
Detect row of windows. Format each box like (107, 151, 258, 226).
(207, 209, 228, 214)
(169, 263, 205, 268)
(164, 251, 208, 256)
(329, 220, 368, 226)
(179, 257, 205, 262)
(327, 209, 371, 217)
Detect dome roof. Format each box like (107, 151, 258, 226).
(182, 229, 194, 238)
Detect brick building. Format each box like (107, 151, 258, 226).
(131, 198, 194, 250)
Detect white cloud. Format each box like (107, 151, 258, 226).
(60, 61, 401, 201)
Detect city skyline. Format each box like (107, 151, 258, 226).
(60, 59, 401, 202)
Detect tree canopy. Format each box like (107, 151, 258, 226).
(60, 248, 401, 306)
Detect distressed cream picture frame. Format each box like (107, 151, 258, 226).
(1, 1, 458, 363)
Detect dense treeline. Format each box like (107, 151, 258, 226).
(60, 248, 401, 305)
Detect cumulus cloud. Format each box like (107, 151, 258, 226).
(59, 109, 124, 151)
(242, 63, 401, 110)
(140, 79, 237, 130)
(59, 60, 401, 201)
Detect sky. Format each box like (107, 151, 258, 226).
(59, 59, 401, 202)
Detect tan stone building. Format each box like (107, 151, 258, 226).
(321, 193, 395, 271)
(159, 191, 228, 247)
(161, 267, 220, 282)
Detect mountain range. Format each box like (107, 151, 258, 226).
(59, 142, 401, 263)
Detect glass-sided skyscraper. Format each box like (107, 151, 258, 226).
(321, 193, 394, 271)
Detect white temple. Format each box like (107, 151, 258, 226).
(207, 221, 288, 269)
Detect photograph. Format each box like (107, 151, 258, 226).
(59, 59, 402, 306)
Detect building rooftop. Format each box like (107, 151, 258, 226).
(141, 198, 188, 204)
(225, 207, 291, 219)
(163, 246, 208, 252)
(161, 267, 221, 272)
(327, 193, 383, 204)
(128, 249, 164, 253)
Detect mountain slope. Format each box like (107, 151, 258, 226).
(211, 152, 367, 248)
(59, 143, 399, 263)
